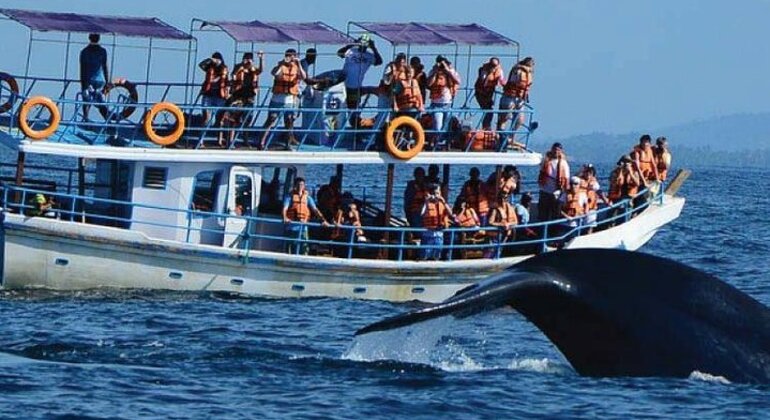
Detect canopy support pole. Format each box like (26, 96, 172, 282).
(78, 158, 86, 223)
(494, 165, 502, 203)
(380, 163, 395, 259)
(442, 164, 450, 199)
(336, 164, 344, 186)
(63, 32, 72, 83)
(144, 37, 154, 104)
(13, 152, 25, 207)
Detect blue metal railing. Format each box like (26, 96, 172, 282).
(1, 74, 536, 153)
(0, 183, 662, 262)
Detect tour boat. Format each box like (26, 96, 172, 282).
(0, 9, 686, 302)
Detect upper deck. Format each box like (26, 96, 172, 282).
(0, 9, 542, 166)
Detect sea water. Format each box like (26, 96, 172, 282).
(0, 163, 768, 418)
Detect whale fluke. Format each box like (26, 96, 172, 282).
(357, 249, 770, 383)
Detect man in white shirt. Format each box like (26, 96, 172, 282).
(337, 35, 383, 128)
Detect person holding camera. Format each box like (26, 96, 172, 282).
(419, 184, 451, 260)
(259, 49, 307, 150)
(426, 55, 461, 148)
(198, 51, 230, 127)
(337, 35, 384, 128)
(497, 56, 534, 147)
(474, 57, 505, 130)
(537, 142, 570, 222)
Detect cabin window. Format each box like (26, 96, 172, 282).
(191, 171, 222, 212)
(233, 174, 254, 216)
(142, 167, 167, 190)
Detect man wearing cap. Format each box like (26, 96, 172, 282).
(198, 51, 229, 126)
(259, 48, 307, 149)
(79, 33, 109, 121)
(337, 35, 383, 128)
(537, 142, 570, 222)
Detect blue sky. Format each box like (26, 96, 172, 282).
(1, 0, 768, 139)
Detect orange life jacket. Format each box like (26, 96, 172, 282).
(395, 79, 422, 110)
(456, 208, 478, 228)
(232, 64, 260, 94)
(463, 180, 489, 216)
(474, 65, 503, 95)
(408, 186, 427, 215)
(422, 201, 448, 229)
(634, 145, 657, 181)
(493, 202, 518, 225)
(203, 65, 229, 99)
(428, 69, 458, 101)
(563, 191, 586, 218)
(655, 148, 671, 181)
(538, 156, 568, 191)
(286, 191, 310, 222)
(272, 62, 300, 95)
(608, 168, 623, 202)
(503, 65, 532, 99)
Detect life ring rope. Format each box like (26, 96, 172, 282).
(384, 116, 425, 160)
(144, 102, 185, 146)
(18, 96, 61, 141)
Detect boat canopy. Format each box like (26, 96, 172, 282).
(0, 8, 192, 40)
(349, 22, 516, 46)
(197, 20, 352, 44)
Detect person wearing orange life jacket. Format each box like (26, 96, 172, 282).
(538, 142, 571, 222)
(497, 56, 534, 147)
(462, 167, 491, 226)
(393, 66, 424, 117)
(561, 176, 589, 231)
(218, 51, 264, 148)
(631, 134, 659, 182)
(453, 198, 480, 229)
(419, 184, 451, 260)
(426, 55, 461, 148)
(654, 136, 672, 182)
(282, 177, 329, 255)
(199, 51, 229, 127)
(579, 164, 608, 233)
(410, 56, 428, 103)
(404, 167, 427, 228)
(259, 49, 307, 150)
(488, 193, 519, 255)
(316, 175, 343, 223)
(474, 57, 506, 130)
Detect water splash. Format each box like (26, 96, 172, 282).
(343, 317, 452, 365)
(688, 371, 731, 385)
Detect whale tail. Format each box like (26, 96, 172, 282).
(356, 249, 770, 383)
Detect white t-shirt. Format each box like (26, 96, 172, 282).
(343, 49, 376, 89)
(540, 158, 571, 194)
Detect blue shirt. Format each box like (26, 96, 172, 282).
(514, 203, 530, 225)
(80, 44, 108, 88)
(342, 49, 376, 89)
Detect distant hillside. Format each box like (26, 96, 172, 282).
(532, 113, 770, 166)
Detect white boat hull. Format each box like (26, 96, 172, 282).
(0, 195, 685, 303)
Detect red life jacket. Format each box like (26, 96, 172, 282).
(634, 145, 657, 181)
(563, 192, 586, 217)
(474, 65, 503, 95)
(409, 186, 427, 215)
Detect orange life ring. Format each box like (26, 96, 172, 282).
(99, 78, 139, 121)
(384, 116, 425, 160)
(18, 96, 61, 141)
(0, 72, 19, 114)
(144, 102, 185, 146)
